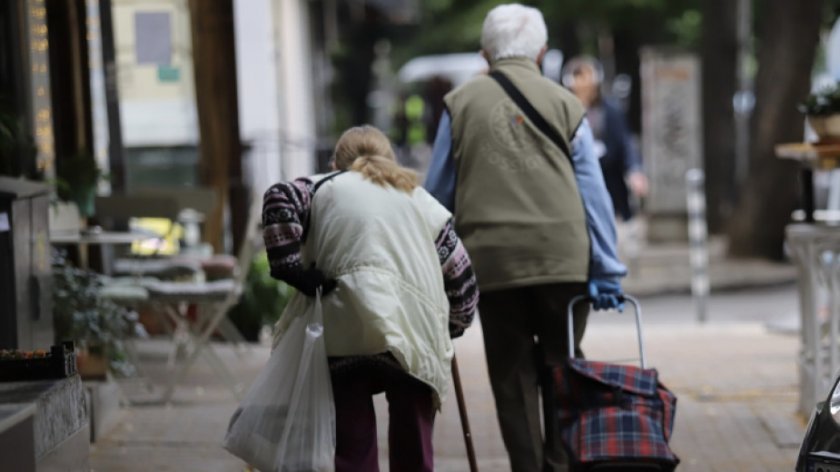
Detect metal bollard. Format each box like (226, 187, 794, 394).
(686, 169, 709, 323)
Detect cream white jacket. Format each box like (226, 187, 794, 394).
(273, 172, 454, 405)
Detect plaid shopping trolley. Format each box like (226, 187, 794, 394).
(551, 295, 679, 471)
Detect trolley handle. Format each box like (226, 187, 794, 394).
(567, 294, 647, 369)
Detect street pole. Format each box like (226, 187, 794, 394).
(734, 0, 753, 192)
(687, 169, 709, 323)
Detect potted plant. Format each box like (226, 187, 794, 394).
(0, 107, 20, 177)
(227, 253, 293, 342)
(52, 256, 146, 379)
(800, 84, 840, 143)
(0, 98, 39, 179)
(55, 152, 104, 218)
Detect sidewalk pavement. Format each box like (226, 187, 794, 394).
(620, 233, 797, 297)
(90, 285, 806, 472)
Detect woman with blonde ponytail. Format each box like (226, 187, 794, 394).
(262, 125, 479, 471)
(333, 125, 419, 192)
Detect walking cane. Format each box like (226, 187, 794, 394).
(452, 355, 479, 472)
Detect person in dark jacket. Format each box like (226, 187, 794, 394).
(563, 55, 648, 221)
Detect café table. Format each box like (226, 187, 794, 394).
(49, 228, 157, 270)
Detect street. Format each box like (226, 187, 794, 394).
(91, 284, 805, 472)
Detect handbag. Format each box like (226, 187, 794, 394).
(224, 291, 336, 472)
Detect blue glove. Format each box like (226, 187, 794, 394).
(588, 279, 624, 311)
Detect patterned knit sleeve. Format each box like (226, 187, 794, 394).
(262, 177, 314, 280)
(435, 219, 479, 338)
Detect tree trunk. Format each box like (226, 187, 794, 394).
(700, 0, 738, 233)
(98, 0, 126, 193)
(188, 0, 244, 253)
(612, 28, 642, 133)
(47, 0, 94, 173)
(727, 0, 823, 260)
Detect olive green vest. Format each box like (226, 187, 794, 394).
(445, 57, 589, 291)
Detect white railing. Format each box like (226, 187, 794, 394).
(787, 223, 840, 415)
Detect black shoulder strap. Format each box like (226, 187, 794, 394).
(302, 170, 346, 242)
(312, 170, 346, 194)
(488, 70, 574, 166)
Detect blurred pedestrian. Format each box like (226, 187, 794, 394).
(263, 125, 479, 472)
(425, 4, 626, 472)
(563, 55, 649, 221)
(424, 75, 454, 145)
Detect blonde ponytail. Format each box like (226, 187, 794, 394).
(333, 125, 418, 193)
(350, 154, 418, 192)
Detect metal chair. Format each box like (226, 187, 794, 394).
(146, 202, 263, 403)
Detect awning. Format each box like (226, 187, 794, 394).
(398, 53, 488, 87)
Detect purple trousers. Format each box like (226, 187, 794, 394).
(331, 367, 435, 472)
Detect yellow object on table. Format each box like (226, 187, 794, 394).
(129, 218, 183, 255)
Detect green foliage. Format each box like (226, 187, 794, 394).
(391, 0, 500, 64)
(390, 0, 702, 68)
(227, 253, 293, 342)
(52, 260, 145, 377)
(54, 152, 104, 217)
(424, 0, 455, 15)
(800, 83, 840, 115)
(538, 0, 699, 25)
(826, 1, 840, 28)
(0, 98, 37, 179)
(666, 9, 702, 49)
(0, 111, 16, 168)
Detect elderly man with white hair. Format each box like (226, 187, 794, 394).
(425, 4, 626, 471)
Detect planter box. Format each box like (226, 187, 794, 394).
(808, 114, 840, 143)
(75, 349, 108, 381)
(0, 342, 77, 382)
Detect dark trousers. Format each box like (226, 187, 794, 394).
(479, 283, 589, 472)
(331, 368, 435, 472)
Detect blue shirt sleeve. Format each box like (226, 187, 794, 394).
(424, 111, 456, 212)
(623, 133, 643, 174)
(571, 119, 628, 282)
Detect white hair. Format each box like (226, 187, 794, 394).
(480, 4, 548, 62)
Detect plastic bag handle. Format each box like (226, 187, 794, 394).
(312, 288, 324, 326)
(567, 294, 647, 369)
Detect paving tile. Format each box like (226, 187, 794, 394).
(90, 288, 807, 471)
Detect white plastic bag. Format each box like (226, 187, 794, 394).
(224, 292, 336, 472)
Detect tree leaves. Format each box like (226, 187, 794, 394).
(391, 0, 702, 67)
